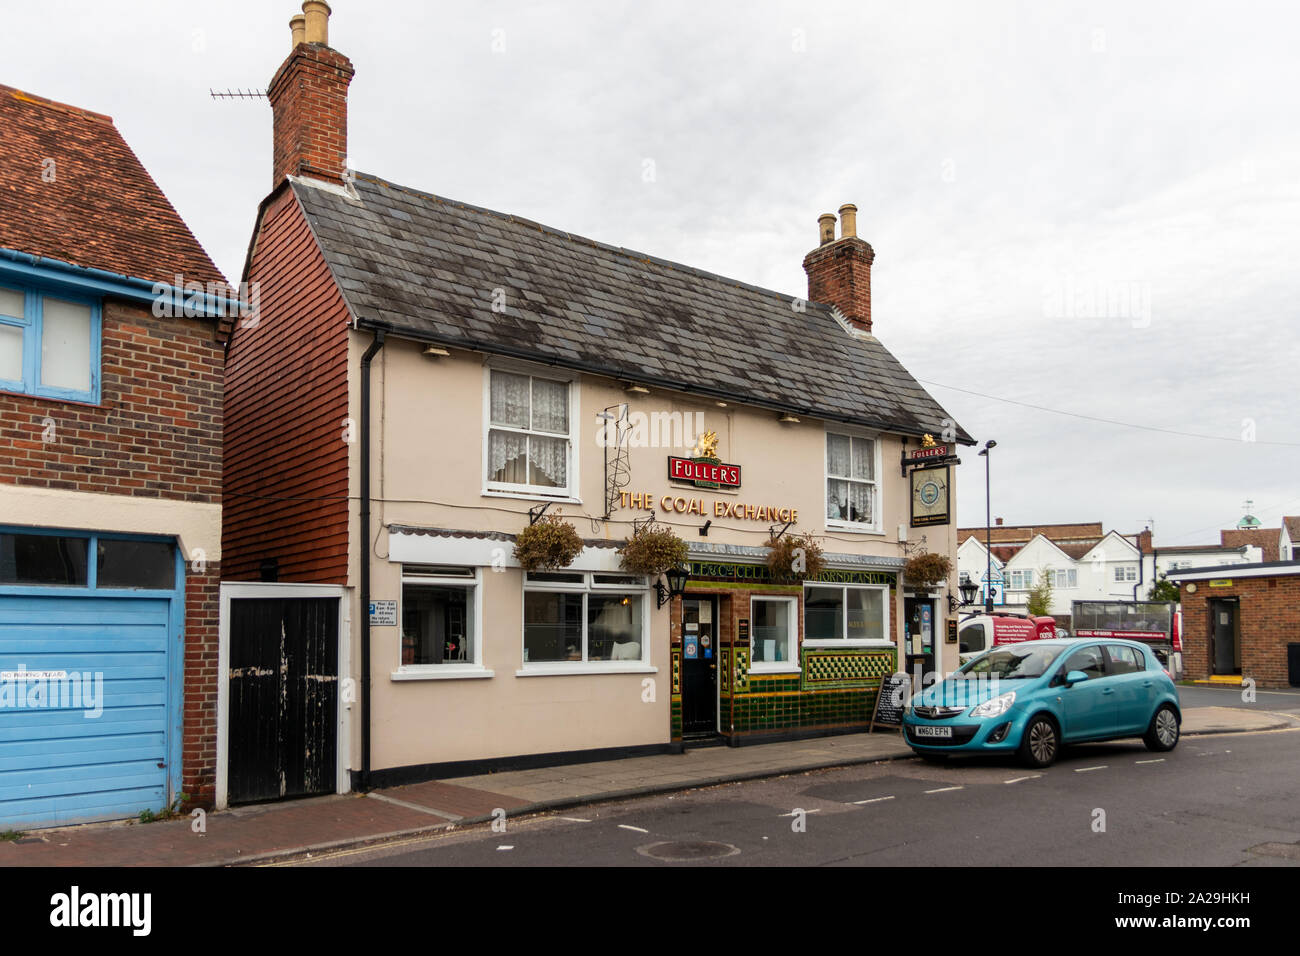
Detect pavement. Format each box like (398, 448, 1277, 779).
(3, 706, 1295, 867)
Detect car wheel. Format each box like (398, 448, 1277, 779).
(1143, 704, 1180, 752)
(1018, 715, 1059, 768)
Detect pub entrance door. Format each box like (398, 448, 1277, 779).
(681, 596, 719, 737)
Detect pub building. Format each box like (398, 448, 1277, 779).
(220, 4, 974, 801)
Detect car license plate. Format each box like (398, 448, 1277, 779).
(914, 725, 952, 739)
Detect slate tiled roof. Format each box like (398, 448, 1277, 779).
(292, 173, 971, 441)
(0, 85, 224, 287)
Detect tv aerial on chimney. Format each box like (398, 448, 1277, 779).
(208, 88, 268, 100)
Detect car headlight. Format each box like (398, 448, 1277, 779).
(970, 691, 1016, 719)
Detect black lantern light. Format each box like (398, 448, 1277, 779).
(958, 580, 980, 606)
(655, 564, 691, 608)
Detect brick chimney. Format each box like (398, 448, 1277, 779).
(268, 1, 354, 187)
(802, 203, 875, 333)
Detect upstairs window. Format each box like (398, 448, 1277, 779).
(1007, 569, 1034, 591)
(0, 283, 99, 403)
(485, 368, 575, 497)
(826, 431, 878, 529)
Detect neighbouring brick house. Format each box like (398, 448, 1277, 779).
(220, 4, 970, 801)
(1167, 562, 1300, 688)
(0, 84, 231, 827)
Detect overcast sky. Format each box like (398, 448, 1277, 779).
(4, 1, 1297, 544)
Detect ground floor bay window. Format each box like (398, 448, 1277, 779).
(523, 572, 649, 669)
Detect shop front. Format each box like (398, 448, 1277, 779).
(671, 554, 902, 744)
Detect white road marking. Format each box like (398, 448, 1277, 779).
(1135, 758, 1165, 765)
(1074, 765, 1107, 773)
(779, 808, 822, 817)
(853, 796, 896, 805)
(924, 786, 964, 794)
(618, 824, 649, 833)
(497, 845, 513, 851)
(560, 817, 591, 823)
(1004, 775, 1042, 784)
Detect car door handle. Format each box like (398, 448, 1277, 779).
(1101, 688, 1114, 695)
(1142, 680, 1153, 688)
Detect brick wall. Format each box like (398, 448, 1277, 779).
(803, 237, 875, 332)
(0, 300, 222, 498)
(1180, 576, 1300, 688)
(268, 43, 354, 187)
(182, 562, 221, 806)
(0, 295, 224, 806)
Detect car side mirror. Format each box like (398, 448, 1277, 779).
(1064, 669, 1089, 687)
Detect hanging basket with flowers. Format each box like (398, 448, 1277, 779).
(618, 523, 689, 576)
(513, 512, 584, 572)
(903, 552, 952, 589)
(765, 531, 826, 583)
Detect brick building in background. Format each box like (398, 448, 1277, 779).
(0, 84, 231, 827)
(1167, 563, 1300, 688)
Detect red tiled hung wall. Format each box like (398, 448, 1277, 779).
(222, 188, 351, 584)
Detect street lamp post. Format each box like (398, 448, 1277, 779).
(978, 440, 997, 614)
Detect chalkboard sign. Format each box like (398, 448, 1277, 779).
(869, 672, 909, 732)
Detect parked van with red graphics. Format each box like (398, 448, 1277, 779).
(957, 613, 1058, 664)
(1071, 600, 1183, 680)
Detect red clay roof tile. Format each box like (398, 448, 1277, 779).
(0, 84, 224, 288)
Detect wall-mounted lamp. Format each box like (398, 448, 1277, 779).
(653, 565, 691, 608)
(958, 581, 980, 606)
(699, 520, 712, 536)
(778, 412, 800, 424)
(623, 382, 650, 395)
(423, 345, 450, 357)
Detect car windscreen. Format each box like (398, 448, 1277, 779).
(958, 645, 1061, 680)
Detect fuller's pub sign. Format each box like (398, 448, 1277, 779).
(668, 430, 741, 489)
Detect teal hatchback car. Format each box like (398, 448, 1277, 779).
(903, 638, 1181, 768)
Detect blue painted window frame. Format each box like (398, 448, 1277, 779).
(0, 280, 102, 404)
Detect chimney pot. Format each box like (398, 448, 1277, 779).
(269, 1, 354, 186)
(817, 213, 837, 246)
(996, 517, 1004, 526)
(839, 203, 858, 238)
(803, 208, 875, 333)
(302, 0, 331, 46)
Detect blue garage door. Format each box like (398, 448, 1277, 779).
(0, 531, 180, 830)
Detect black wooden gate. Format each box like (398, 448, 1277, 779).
(228, 597, 338, 805)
